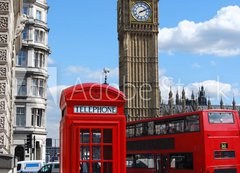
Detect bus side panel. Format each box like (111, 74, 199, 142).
(174, 133, 205, 173)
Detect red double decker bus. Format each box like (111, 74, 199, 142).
(126, 110, 240, 173)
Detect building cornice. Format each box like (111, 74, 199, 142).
(22, 42, 51, 53)
(15, 67, 48, 77)
(13, 129, 47, 135)
(34, 1, 49, 10)
(26, 18, 49, 31)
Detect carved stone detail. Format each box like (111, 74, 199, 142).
(15, 15, 28, 39)
(0, 100, 5, 111)
(0, 66, 6, 77)
(0, 2, 9, 12)
(0, 49, 7, 61)
(0, 16, 8, 30)
(0, 83, 6, 95)
(0, 134, 4, 145)
(0, 34, 7, 44)
(0, 116, 4, 128)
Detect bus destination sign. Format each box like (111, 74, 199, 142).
(74, 106, 117, 114)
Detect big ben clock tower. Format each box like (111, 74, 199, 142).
(118, 0, 160, 121)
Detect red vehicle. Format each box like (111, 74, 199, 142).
(126, 110, 240, 173)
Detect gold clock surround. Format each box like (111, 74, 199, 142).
(130, 0, 153, 23)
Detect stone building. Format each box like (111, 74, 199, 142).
(13, 0, 50, 162)
(160, 86, 240, 115)
(0, 0, 24, 172)
(118, 0, 160, 121)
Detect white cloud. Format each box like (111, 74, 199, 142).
(159, 6, 240, 57)
(190, 80, 232, 99)
(67, 66, 119, 81)
(159, 76, 240, 104)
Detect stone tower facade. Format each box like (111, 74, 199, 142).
(118, 0, 160, 121)
(0, 0, 23, 172)
(13, 0, 50, 161)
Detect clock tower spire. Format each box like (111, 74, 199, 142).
(118, 0, 160, 121)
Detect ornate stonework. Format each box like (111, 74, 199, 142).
(0, 66, 6, 78)
(0, 34, 7, 44)
(0, 83, 6, 95)
(0, 115, 4, 129)
(0, 16, 8, 30)
(0, 49, 7, 62)
(0, 2, 9, 13)
(0, 134, 4, 145)
(0, 100, 5, 111)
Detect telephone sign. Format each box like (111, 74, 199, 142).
(74, 105, 117, 114)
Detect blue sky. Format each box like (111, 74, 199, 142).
(46, 0, 240, 138)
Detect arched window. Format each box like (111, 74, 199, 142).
(15, 145, 25, 161)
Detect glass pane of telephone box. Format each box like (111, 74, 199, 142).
(80, 129, 90, 143)
(92, 162, 101, 173)
(92, 146, 101, 160)
(103, 162, 112, 173)
(80, 146, 90, 160)
(103, 146, 112, 160)
(80, 162, 89, 173)
(103, 129, 112, 143)
(92, 129, 101, 143)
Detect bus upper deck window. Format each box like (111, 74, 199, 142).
(208, 112, 234, 124)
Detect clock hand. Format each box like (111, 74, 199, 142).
(139, 8, 147, 14)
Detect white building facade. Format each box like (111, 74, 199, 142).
(13, 0, 50, 161)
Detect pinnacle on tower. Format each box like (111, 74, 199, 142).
(220, 97, 224, 109)
(168, 87, 174, 115)
(208, 97, 212, 109)
(182, 88, 186, 113)
(232, 97, 236, 110)
(176, 90, 180, 105)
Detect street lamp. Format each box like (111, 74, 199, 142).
(103, 68, 110, 85)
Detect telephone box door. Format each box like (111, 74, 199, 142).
(74, 125, 118, 173)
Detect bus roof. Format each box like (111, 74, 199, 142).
(127, 109, 238, 125)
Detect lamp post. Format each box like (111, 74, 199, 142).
(103, 68, 110, 85)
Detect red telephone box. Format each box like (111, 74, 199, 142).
(59, 83, 126, 173)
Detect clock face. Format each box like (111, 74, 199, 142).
(131, 2, 152, 22)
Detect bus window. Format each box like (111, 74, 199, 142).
(126, 154, 155, 169)
(155, 123, 167, 135)
(135, 123, 148, 136)
(168, 120, 184, 134)
(136, 124, 143, 137)
(162, 154, 168, 171)
(148, 121, 154, 135)
(214, 151, 235, 159)
(126, 155, 134, 168)
(127, 125, 135, 138)
(169, 153, 193, 170)
(185, 115, 200, 132)
(208, 112, 234, 124)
